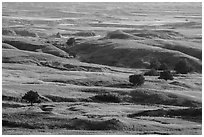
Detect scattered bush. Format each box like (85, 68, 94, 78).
(22, 90, 40, 106)
(55, 32, 62, 38)
(159, 63, 169, 71)
(66, 37, 76, 46)
(174, 59, 193, 74)
(90, 93, 121, 103)
(149, 60, 161, 70)
(129, 74, 145, 86)
(144, 68, 159, 76)
(158, 70, 174, 81)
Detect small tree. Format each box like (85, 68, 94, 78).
(144, 68, 159, 76)
(174, 59, 193, 74)
(22, 90, 40, 106)
(158, 70, 174, 81)
(66, 37, 75, 46)
(129, 74, 145, 86)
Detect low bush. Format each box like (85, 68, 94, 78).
(66, 37, 76, 46)
(90, 93, 121, 103)
(159, 63, 169, 70)
(174, 59, 193, 74)
(149, 60, 161, 70)
(144, 69, 159, 76)
(158, 70, 174, 81)
(129, 74, 145, 86)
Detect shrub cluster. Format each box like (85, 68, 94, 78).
(129, 74, 145, 86)
(144, 68, 159, 76)
(174, 59, 193, 74)
(91, 93, 121, 103)
(66, 37, 76, 46)
(158, 70, 174, 81)
(148, 59, 194, 75)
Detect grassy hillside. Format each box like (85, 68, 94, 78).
(2, 36, 70, 58)
(2, 2, 202, 135)
(70, 38, 201, 72)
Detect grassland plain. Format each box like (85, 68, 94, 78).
(2, 2, 202, 135)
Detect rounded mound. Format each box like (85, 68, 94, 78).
(105, 30, 141, 40)
(25, 106, 44, 113)
(3, 37, 70, 58)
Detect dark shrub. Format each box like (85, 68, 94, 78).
(174, 59, 193, 74)
(144, 68, 159, 76)
(129, 74, 145, 86)
(66, 37, 75, 46)
(149, 60, 161, 70)
(91, 93, 121, 103)
(158, 70, 174, 81)
(22, 90, 40, 106)
(159, 63, 169, 71)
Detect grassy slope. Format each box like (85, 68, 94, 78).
(2, 61, 202, 134)
(2, 36, 70, 58)
(70, 39, 201, 72)
(2, 2, 202, 135)
(2, 35, 202, 134)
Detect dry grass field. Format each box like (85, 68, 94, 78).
(2, 2, 202, 135)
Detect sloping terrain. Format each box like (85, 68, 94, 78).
(70, 38, 201, 72)
(2, 36, 70, 58)
(104, 30, 144, 40)
(2, 2, 202, 135)
(2, 43, 18, 49)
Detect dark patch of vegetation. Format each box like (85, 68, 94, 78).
(174, 59, 194, 74)
(158, 70, 174, 81)
(2, 95, 21, 102)
(158, 63, 169, 70)
(2, 120, 42, 129)
(44, 95, 88, 102)
(3, 112, 127, 130)
(128, 89, 201, 107)
(69, 118, 127, 130)
(149, 60, 161, 70)
(144, 68, 159, 76)
(128, 107, 202, 123)
(73, 31, 96, 37)
(90, 93, 122, 103)
(66, 37, 76, 47)
(2, 102, 26, 108)
(129, 74, 145, 86)
(22, 90, 40, 106)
